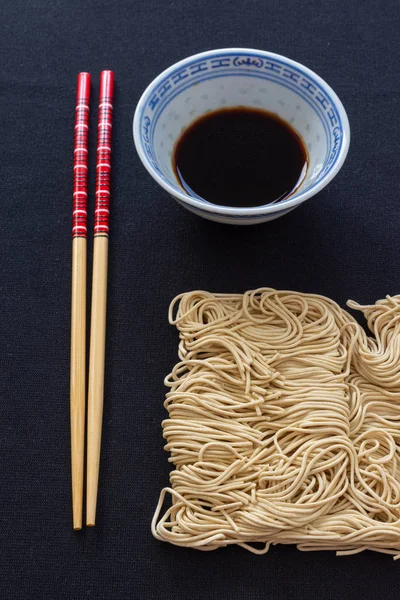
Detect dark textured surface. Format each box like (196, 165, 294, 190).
(1, 0, 400, 598)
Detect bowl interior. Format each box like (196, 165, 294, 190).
(135, 51, 347, 205)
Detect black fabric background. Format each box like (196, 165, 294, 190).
(1, 0, 400, 598)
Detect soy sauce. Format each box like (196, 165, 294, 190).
(173, 107, 308, 207)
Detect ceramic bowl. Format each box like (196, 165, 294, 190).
(133, 48, 350, 225)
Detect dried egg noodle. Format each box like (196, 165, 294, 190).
(152, 289, 400, 558)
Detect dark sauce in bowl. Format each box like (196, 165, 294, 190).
(173, 107, 308, 208)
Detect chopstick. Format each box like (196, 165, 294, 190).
(70, 72, 91, 530)
(87, 70, 114, 526)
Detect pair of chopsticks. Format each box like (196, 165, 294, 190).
(70, 70, 114, 530)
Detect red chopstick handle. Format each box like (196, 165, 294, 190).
(94, 70, 114, 237)
(73, 72, 91, 238)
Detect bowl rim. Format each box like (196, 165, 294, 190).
(133, 48, 350, 216)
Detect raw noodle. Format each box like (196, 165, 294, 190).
(152, 289, 400, 558)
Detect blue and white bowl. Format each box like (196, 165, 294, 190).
(133, 48, 350, 225)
